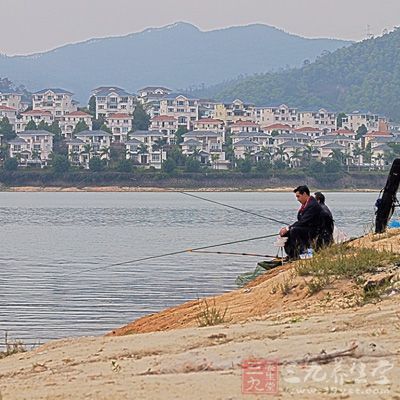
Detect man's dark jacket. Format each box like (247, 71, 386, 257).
(290, 196, 322, 237)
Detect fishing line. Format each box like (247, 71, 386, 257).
(190, 250, 278, 258)
(178, 191, 289, 225)
(76, 233, 278, 275)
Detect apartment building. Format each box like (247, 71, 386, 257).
(105, 113, 132, 143)
(92, 87, 135, 119)
(32, 88, 78, 117)
(341, 112, 385, 132)
(298, 109, 336, 131)
(213, 99, 254, 125)
(8, 130, 54, 167)
(254, 104, 298, 128)
(159, 94, 199, 129)
(15, 110, 54, 132)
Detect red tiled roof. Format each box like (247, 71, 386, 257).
(66, 111, 92, 117)
(151, 115, 177, 121)
(22, 109, 52, 116)
(107, 113, 132, 119)
(231, 120, 259, 126)
(0, 105, 17, 111)
(294, 126, 321, 132)
(194, 118, 223, 124)
(263, 123, 291, 130)
(365, 131, 392, 137)
(336, 129, 355, 135)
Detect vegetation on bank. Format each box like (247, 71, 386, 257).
(295, 242, 400, 303)
(0, 165, 390, 189)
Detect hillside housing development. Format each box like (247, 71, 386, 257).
(0, 86, 399, 170)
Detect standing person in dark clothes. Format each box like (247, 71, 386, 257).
(314, 191, 334, 247)
(279, 185, 322, 259)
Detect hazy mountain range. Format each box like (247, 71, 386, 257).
(0, 22, 350, 102)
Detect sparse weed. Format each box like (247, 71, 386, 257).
(279, 278, 293, 296)
(306, 275, 331, 295)
(196, 298, 229, 327)
(0, 332, 26, 359)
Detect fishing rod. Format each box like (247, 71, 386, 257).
(178, 191, 289, 225)
(76, 232, 278, 275)
(190, 250, 278, 258)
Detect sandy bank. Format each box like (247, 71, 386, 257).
(0, 299, 399, 399)
(1, 231, 399, 399)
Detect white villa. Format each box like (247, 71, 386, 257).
(8, 130, 54, 167)
(159, 94, 199, 129)
(32, 88, 78, 118)
(15, 110, 54, 132)
(105, 113, 132, 143)
(92, 87, 135, 119)
(68, 130, 112, 168)
(125, 131, 167, 169)
(150, 115, 178, 144)
(61, 111, 93, 138)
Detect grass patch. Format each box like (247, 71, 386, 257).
(0, 333, 26, 359)
(196, 298, 229, 327)
(296, 244, 400, 296)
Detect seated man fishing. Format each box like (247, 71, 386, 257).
(279, 185, 322, 260)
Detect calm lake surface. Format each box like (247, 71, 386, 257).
(0, 191, 377, 346)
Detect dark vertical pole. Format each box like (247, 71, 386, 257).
(375, 158, 400, 233)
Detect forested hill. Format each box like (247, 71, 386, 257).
(195, 28, 400, 121)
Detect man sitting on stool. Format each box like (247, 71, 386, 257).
(279, 185, 322, 260)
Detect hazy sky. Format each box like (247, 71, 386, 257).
(2, 0, 400, 55)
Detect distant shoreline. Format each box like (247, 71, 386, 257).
(0, 185, 380, 193)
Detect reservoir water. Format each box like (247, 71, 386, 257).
(0, 191, 378, 346)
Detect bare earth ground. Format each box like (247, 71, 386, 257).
(0, 231, 399, 399)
